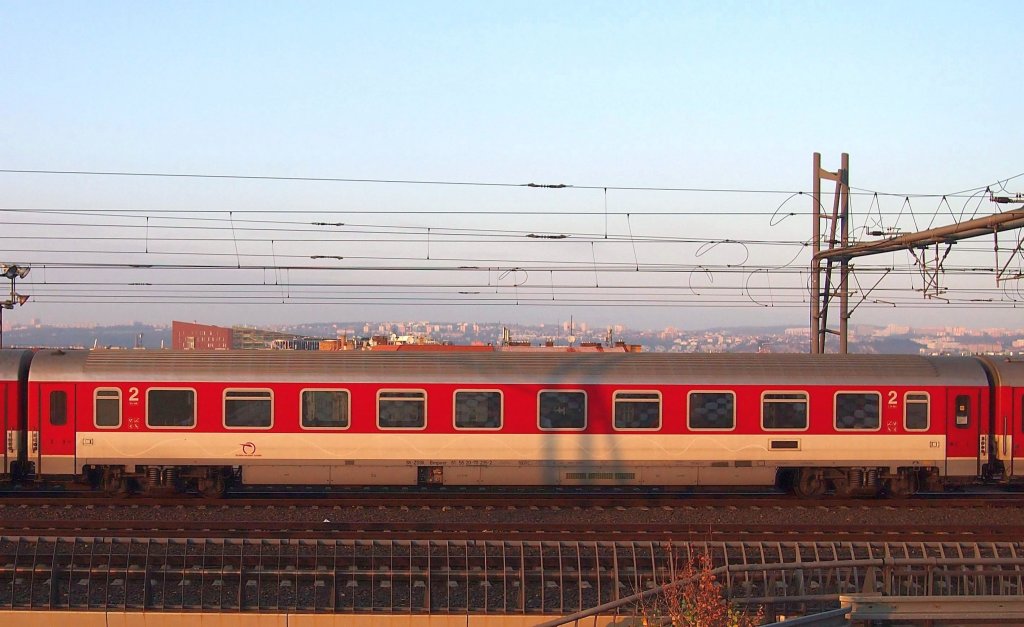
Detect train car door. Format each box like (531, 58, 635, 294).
(36, 383, 76, 475)
(946, 388, 984, 479)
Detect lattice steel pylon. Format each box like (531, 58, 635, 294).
(810, 152, 851, 354)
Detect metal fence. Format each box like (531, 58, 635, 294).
(1, 537, 1022, 617)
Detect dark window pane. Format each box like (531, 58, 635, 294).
(762, 393, 808, 430)
(379, 391, 426, 428)
(614, 392, 660, 429)
(455, 391, 502, 429)
(539, 391, 586, 430)
(49, 391, 67, 426)
(302, 390, 350, 428)
(955, 394, 971, 429)
(835, 393, 880, 430)
(95, 389, 121, 427)
(689, 392, 735, 429)
(148, 389, 196, 427)
(905, 393, 929, 430)
(225, 390, 272, 428)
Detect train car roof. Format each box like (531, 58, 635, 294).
(25, 349, 990, 387)
(977, 356, 1024, 387)
(0, 349, 33, 382)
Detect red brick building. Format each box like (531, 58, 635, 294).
(172, 321, 232, 350)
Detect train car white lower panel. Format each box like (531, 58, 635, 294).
(68, 432, 957, 486)
(75, 432, 948, 464)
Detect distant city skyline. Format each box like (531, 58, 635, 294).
(5, 317, 1023, 356)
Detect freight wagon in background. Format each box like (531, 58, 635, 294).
(3, 348, 1024, 497)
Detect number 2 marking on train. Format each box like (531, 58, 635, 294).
(887, 391, 898, 407)
(128, 387, 139, 404)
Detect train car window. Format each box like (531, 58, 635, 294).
(94, 389, 121, 428)
(146, 389, 196, 428)
(301, 389, 350, 429)
(613, 391, 661, 430)
(687, 391, 735, 430)
(454, 390, 502, 429)
(955, 394, 971, 428)
(904, 392, 929, 431)
(538, 391, 587, 430)
(224, 389, 273, 429)
(761, 392, 808, 430)
(834, 392, 880, 430)
(378, 390, 427, 429)
(49, 391, 68, 426)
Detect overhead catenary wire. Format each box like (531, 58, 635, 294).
(4, 166, 1023, 198)
(2, 166, 1022, 317)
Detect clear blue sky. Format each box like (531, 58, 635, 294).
(2, 2, 1023, 331)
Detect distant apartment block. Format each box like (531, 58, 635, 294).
(172, 321, 232, 350)
(174, 321, 328, 350)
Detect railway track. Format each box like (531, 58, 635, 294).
(2, 489, 1023, 510)
(3, 489, 1020, 543)
(1, 518, 1022, 542)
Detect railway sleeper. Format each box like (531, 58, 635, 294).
(781, 466, 936, 498)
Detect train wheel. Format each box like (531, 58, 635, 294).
(793, 469, 826, 498)
(831, 476, 854, 498)
(887, 473, 917, 499)
(102, 469, 128, 496)
(198, 472, 228, 499)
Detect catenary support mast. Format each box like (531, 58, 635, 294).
(809, 153, 1024, 354)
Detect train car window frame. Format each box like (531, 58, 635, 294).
(49, 390, 68, 426)
(537, 390, 587, 431)
(687, 390, 736, 431)
(904, 392, 930, 431)
(377, 389, 428, 430)
(833, 391, 881, 431)
(223, 388, 274, 430)
(94, 388, 122, 429)
(300, 388, 351, 430)
(453, 389, 503, 430)
(612, 390, 662, 431)
(760, 391, 809, 431)
(146, 388, 197, 429)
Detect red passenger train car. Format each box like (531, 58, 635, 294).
(979, 356, 1024, 483)
(1, 350, 32, 479)
(11, 348, 1009, 497)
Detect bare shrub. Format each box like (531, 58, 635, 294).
(638, 545, 764, 627)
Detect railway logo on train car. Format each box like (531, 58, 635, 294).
(238, 442, 260, 457)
